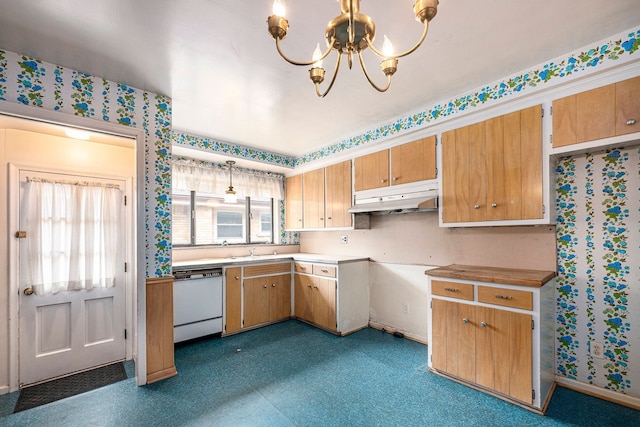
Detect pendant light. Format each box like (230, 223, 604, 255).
(224, 160, 238, 204)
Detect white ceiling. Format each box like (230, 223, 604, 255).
(1, 0, 639, 159)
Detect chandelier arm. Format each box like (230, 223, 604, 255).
(275, 37, 335, 67)
(357, 51, 392, 93)
(365, 20, 429, 60)
(315, 53, 343, 98)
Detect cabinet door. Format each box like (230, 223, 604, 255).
(312, 277, 337, 331)
(615, 76, 640, 136)
(476, 307, 533, 404)
(285, 174, 303, 229)
(354, 150, 389, 191)
(269, 274, 291, 321)
(519, 105, 543, 219)
(441, 130, 458, 223)
(294, 273, 313, 322)
(454, 126, 471, 222)
(225, 267, 242, 333)
(390, 136, 436, 185)
(486, 115, 507, 221)
(468, 122, 487, 222)
(325, 160, 352, 228)
(576, 85, 616, 143)
(303, 168, 325, 228)
(432, 299, 475, 380)
(431, 298, 449, 371)
(243, 277, 270, 328)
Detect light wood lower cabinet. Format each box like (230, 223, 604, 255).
(427, 266, 556, 413)
(224, 262, 291, 333)
(294, 260, 368, 335)
(294, 274, 336, 331)
(146, 277, 178, 384)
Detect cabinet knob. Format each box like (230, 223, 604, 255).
(307, 284, 312, 288)
(481, 322, 487, 327)
(263, 284, 268, 288)
(381, 179, 387, 183)
(320, 218, 324, 221)
(272, 283, 276, 287)
(473, 204, 480, 209)
(235, 276, 240, 280)
(462, 318, 468, 323)
(392, 177, 398, 181)
(627, 119, 636, 125)
(298, 219, 302, 222)
(327, 216, 332, 220)
(313, 285, 318, 289)
(491, 203, 497, 208)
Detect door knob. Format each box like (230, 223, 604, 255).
(23, 287, 34, 296)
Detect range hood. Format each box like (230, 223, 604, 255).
(348, 187, 438, 214)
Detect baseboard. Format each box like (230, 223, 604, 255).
(0, 385, 9, 395)
(368, 321, 428, 345)
(555, 376, 640, 410)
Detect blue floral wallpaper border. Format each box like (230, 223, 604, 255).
(172, 27, 640, 169)
(0, 49, 172, 278)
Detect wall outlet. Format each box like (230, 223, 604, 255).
(340, 235, 348, 244)
(402, 303, 409, 315)
(592, 341, 604, 359)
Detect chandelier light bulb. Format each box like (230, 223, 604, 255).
(382, 35, 394, 58)
(272, 0, 286, 17)
(312, 43, 323, 68)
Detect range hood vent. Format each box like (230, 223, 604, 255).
(348, 188, 438, 214)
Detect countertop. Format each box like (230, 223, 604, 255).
(172, 253, 370, 269)
(424, 264, 556, 288)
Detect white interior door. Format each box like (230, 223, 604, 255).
(17, 169, 127, 387)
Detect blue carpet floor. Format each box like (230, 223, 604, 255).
(1, 320, 638, 426)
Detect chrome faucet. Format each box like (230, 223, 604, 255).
(249, 247, 256, 257)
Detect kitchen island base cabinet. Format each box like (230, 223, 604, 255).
(294, 260, 369, 336)
(427, 265, 556, 414)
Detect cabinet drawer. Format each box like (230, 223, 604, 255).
(294, 262, 313, 274)
(431, 280, 474, 301)
(244, 263, 291, 277)
(313, 264, 336, 278)
(477, 286, 532, 310)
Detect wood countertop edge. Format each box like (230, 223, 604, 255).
(424, 264, 556, 288)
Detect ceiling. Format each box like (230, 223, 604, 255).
(1, 0, 639, 159)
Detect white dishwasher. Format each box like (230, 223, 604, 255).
(172, 266, 223, 343)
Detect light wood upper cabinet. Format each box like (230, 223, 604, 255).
(354, 137, 437, 192)
(390, 136, 436, 185)
(303, 168, 325, 229)
(552, 75, 640, 147)
(285, 174, 303, 229)
(354, 149, 389, 191)
(325, 160, 352, 228)
(442, 105, 542, 224)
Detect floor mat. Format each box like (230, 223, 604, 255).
(14, 362, 127, 413)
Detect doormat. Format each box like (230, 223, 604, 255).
(14, 362, 127, 413)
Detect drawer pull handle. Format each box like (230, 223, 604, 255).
(321, 269, 329, 273)
(495, 294, 513, 300)
(300, 266, 307, 270)
(462, 318, 469, 323)
(627, 119, 636, 125)
(481, 322, 487, 327)
(443, 287, 458, 292)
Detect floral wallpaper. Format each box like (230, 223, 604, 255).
(555, 147, 639, 396)
(0, 49, 172, 278)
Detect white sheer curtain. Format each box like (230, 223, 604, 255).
(172, 159, 284, 200)
(20, 178, 122, 295)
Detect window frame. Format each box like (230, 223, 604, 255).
(172, 191, 276, 247)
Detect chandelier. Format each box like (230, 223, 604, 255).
(224, 160, 237, 204)
(267, 0, 438, 97)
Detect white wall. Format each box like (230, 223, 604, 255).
(0, 128, 134, 392)
(300, 213, 557, 341)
